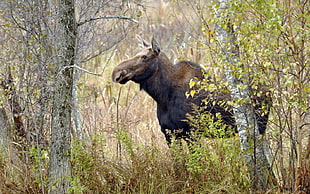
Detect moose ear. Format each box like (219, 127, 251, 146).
(151, 37, 160, 55)
(136, 35, 150, 48)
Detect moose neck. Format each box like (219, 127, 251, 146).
(140, 53, 185, 105)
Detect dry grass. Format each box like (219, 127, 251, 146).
(80, 77, 168, 159)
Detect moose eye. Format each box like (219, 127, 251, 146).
(141, 55, 147, 60)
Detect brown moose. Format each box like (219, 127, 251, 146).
(112, 37, 270, 144)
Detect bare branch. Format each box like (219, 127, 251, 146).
(63, 65, 102, 77)
(300, 123, 310, 129)
(79, 35, 125, 64)
(78, 15, 138, 26)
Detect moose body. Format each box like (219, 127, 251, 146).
(112, 37, 269, 144)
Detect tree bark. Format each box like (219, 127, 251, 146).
(48, 0, 76, 193)
(72, 69, 83, 140)
(0, 107, 10, 147)
(214, 0, 276, 191)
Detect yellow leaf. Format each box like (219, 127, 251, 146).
(190, 90, 196, 97)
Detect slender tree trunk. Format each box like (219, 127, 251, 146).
(0, 108, 10, 147)
(1, 68, 26, 142)
(72, 69, 83, 140)
(1, 67, 28, 161)
(214, 0, 276, 191)
(48, 0, 76, 193)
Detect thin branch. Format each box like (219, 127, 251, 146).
(63, 65, 102, 77)
(78, 15, 138, 26)
(79, 36, 124, 64)
(300, 123, 310, 129)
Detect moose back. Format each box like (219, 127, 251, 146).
(112, 37, 270, 144)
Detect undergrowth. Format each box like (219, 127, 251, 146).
(68, 130, 251, 193)
(0, 133, 251, 193)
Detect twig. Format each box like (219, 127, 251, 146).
(63, 65, 102, 77)
(78, 15, 138, 26)
(79, 36, 125, 63)
(300, 123, 310, 129)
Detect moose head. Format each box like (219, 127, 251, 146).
(112, 37, 162, 85)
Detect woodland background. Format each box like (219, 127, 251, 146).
(0, 0, 309, 193)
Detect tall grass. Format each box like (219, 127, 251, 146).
(68, 133, 251, 193)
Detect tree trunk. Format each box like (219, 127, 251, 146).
(214, 0, 276, 191)
(48, 0, 76, 193)
(1, 68, 26, 142)
(72, 69, 83, 140)
(0, 107, 10, 147)
(0, 67, 27, 161)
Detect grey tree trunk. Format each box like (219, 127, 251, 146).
(72, 69, 83, 140)
(214, 0, 276, 191)
(48, 0, 76, 193)
(0, 108, 10, 147)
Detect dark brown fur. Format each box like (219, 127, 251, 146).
(112, 37, 270, 144)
